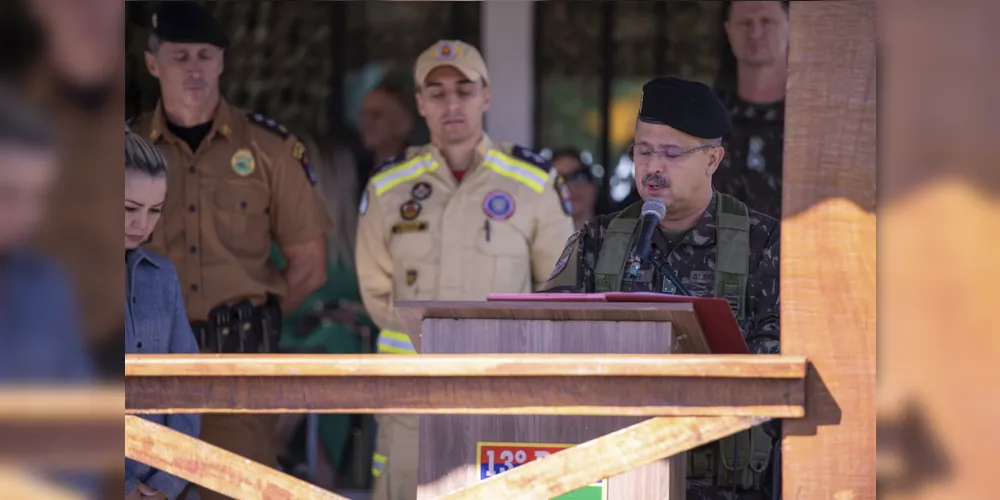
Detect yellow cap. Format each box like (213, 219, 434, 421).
(414, 40, 489, 87)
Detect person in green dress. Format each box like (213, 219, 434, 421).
(271, 131, 378, 490)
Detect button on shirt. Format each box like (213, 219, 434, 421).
(125, 248, 200, 498)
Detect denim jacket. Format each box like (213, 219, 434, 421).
(125, 248, 201, 499)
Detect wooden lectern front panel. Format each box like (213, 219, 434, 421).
(417, 318, 684, 499)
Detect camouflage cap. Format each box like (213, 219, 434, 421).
(414, 40, 489, 87)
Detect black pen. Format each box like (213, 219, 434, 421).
(484, 219, 491, 242)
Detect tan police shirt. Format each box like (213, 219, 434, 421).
(131, 100, 331, 322)
(355, 136, 575, 336)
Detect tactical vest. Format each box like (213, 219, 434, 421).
(592, 193, 750, 322)
(592, 193, 771, 490)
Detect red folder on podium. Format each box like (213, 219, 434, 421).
(487, 292, 749, 354)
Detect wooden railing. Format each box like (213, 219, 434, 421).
(122, 353, 808, 499)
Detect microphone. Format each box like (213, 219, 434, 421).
(634, 198, 667, 261)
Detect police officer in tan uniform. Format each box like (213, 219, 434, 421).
(129, 4, 331, 499)
(356, 40, 574, 500)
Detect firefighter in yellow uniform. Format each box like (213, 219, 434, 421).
(355, 40, 574, 499)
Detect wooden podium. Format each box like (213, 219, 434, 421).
(396, 296, 745, 499)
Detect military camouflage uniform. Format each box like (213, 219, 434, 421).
(540, 192, 780, 355)
(713, 91, 785, 220)
(540, 192, 781, 500)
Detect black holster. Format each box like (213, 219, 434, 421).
(192, 296, 282, 353)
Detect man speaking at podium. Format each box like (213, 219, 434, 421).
(539, 76, 782, 500)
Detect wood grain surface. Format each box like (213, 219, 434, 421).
(395, 301, 706, 353)
(125, 415, 346, 500)
(782, 1, 877, 499)
(127, 373, 805, 417)
(414, 316, 765, 499)
(125, 354, 806, 379)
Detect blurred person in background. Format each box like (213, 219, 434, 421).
(271, 132, 378, 490)
(0, 85, 99, 498)
(359, 80, 416, 186)
(19, 0, 127, 378)
(713, 0, 789, 219)
(0, 86, 93, 382)
(356, 39, 574, 500)
(124, 127, 200, 500)
(129, 3, 331, 499)
(550, 148, 600, 230)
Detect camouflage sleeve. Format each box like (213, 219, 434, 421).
(743, 220, 781, 354)
(536, 219, 602, 293)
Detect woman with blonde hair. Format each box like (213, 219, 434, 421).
(271, 130, 377, 489)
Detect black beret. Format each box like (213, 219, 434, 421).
(637, 76, 731, 139)
(151, 1, 229, 49)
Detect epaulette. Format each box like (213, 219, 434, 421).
(510, 145, 552, 172)
(372, 154, 404, 176)
(246, 112, 291, 139)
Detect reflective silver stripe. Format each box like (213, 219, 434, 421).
(371, 154, 437, 196)
(484, 150, 549, 192)
(377, 331, 417, 354)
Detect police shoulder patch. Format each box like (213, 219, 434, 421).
(548, 245, 573, 280)
(510, 145, 552, 172)
(246, 112, 291, 140)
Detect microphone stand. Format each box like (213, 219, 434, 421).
(644, 250, 692, 297)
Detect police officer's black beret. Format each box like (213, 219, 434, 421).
(638, 76, 731, 139)
(151, 1, 229, 49)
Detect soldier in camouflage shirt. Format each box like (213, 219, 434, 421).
(540, 76, 781, 500)
(540, 76, 780, 356)
(713, 1, 790, 221)
(542, 191, 780, 355)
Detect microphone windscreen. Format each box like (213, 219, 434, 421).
(641, 198, 667, 221)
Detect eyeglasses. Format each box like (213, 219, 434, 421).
(627, 143, 717, 162)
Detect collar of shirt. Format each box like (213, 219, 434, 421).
(147, 98, 235, 148)
(427, 134, 493, 185)
(126, 247, 162, 288)
(669, 191, 720, 248)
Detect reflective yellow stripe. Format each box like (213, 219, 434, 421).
(483, 149, 549, 193)
(372, 452, 387, 477)
(378, 329, 417, 354)
(371, 154, 437, 196)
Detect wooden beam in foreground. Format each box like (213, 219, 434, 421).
(783, 1, 877, 499)
(442, 416, 765, 499)
(125, 353, 807, 378)
(126, 355, 807, 417)
(0, 387, 122, 469)
(125, 415, 346, 500)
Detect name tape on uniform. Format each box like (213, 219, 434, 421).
(476, 442, 607, 500)
(391, 221, 428, 235)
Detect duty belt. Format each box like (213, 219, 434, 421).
(191, 296, 282, 353)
